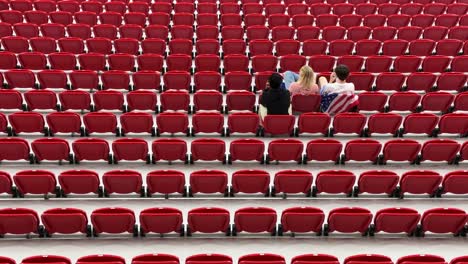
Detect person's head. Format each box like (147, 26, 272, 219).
(298, 65, 316, 90)
(267, 73, 283, 90)
(334, 64, 350, 81)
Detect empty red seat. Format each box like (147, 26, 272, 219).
(91, 208, 137, 236)
(437, 72, 467, 93)
(187, 254, 232, 264)
(454, 92, 468, 112)
(191, 112, 224, 136)
(187, 207, 230, 235)
(189, 170, 228, 196)
(418, 139, 460, 164)
(398, 170, 442, 198)
(190, 138, 226, 163)
(2, 36, 29, 53)
(102, 170, 143, 197)
(120, 112, 154, 136)
(303, 139, 342, 164)
(302, 40, 327, 56)
(342, 139, 382, 164)
(78, 53, 105, 71)
(228, 139, 264, 164)
(193, 91, 223, 112)
(233, 207, 277, 235)
(41, 208, 90, 236)
(227, 113, 260, 136)
(252, 55, 277, 72)
(336, 55, 364, 72)
(46, 112, 82, 136)
(387, 92, 421, 112)
(344, 255, 393, 264)
(365, 113, 402, 137)
(358, 92, 387, 113)
(372, 26, 397, 41)
(393, 56, 422, 73)
(231, 169, 269, 195)
(49, 52, 77, 69)
(356, 170, 399, 196)
(0, 138, 33, 163)
(132, 71, 161, 91)
(83, 112, 119, 136)
(18, 52, 47, 70)
(380, 139, 421, 165)
(139, 208, 183, 236)
(23, 256, 72, 264)
(297, 26, 320, 41)
(112, 138, 150, 164)
(421, 92, 454, 113)
(280, 54, 306, 72)
(5, 69, 36, 89)
(163, 71, 191, 92)
(292, 94, 321, 113)
(0, 208, 42, 237)
(330, 113, 366, 136)
(146, 170, 186, 196)
(37, 70, 68, 89)
(155, 112, 190, 136)
(292, 254, 339, 264)
(8, 112, 47, 136)
(314, 170, 355, 197)
(279, 207, 325, 236)
(266, 139, 303, 164)
(24, 90, 58, 111)
(375, 73, 405, 91)
(369, 208, 420, 236)
(273, 170, 312, 197)
(441, 171, 468, 196)
(324, 207, 372, 236)
(261, 115, 295, 136)
(58, 169, 101, 196)
(14, 170, 58, 197)
(32, 138, 72, 164)
(93, 90, 124, 112)
(296, 112, 331, 136)
(400, 113, 439, 136)
(418, 209, 467, 236)
(224, 54, 249, 73)
(59, 90, 91, 111)
(437, 113, 468, 137)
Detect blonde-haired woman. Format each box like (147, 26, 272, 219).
(283, 66, 319, 96)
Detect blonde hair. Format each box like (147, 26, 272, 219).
(298, 65, 316, 90)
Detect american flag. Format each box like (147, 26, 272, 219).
(321, 92, 359, 115)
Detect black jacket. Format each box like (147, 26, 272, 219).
(260, 88, 291, 115)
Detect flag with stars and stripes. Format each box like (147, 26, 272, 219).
(321, 92, 359, 115)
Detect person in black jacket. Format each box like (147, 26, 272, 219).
(259, 73, 291, 121)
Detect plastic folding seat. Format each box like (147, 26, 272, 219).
(188, 170, 229, 197)
(146, 168, 185, 197)
(316, 14, 339, 28)
(393, 56, 422, 73)
(341, 139, 382, 164)
(279, 207, 325, 236)
(228, 139, 264, 164)
(193, 90, 223, 112)
(251, 55, 277, 73)
(356, 170, 399, 197)
(363, 14, 386, 28)
(379, 139, 421, 165)
(23, 256, 72, 264)
(421, 209, 468, 237)
(270, 26, 294, 42)
(454, 93, 468, 112)
(336, 56, 364, 72)
(137, 54, 164, 72)
(130, 71, 160, 92)
(37, 70, 67, 89)
(162, 71, 191, 92)
(370, 208, 420, 235)
(8, 112, 47, 136)
(244, 14, 266, 28)
(408, 39, 436, 56)
(362, 56, 392, 73)
(196, 27, 219, 43)
(72, 138, 111, 164)
(152, 138, 188, 164)
(160, 90, 190, 113)
(198, 3, 217, 14)
(191, 112, 224, 136)
(365, 113, 402, 137)
(119, 25, 143, 40)
(18, 52, 46, 70)
(275, 40, 300, 56)
(140, 39, 165, 55)
(102, 170, 145, 195)
(397, 255, 447, 264)
(322, 26, 346, 42)
(93, 90, 124, 112)
(265, 3, 286, 16)
(249, 40, 273, 57)
(328, 40, 354, 56)
(232, 208, 277, 235)
(435, 39, 463, 56)
(406, 72, 437, 92)
(0, 10, 22, 24)
(331, 3, 353, 16)
(83, 112, 119, 136)
(301, 40, 326, 56)
(113, 39, 139, 55)
(187, 254, 233, 264)
(101, 71, 131, 91)
(151, 2, 171, 13)
(90, 208, 137, 236)
(139, 208, 183, 236)
(399, 113, 438, 137)
(30, 37, 56, 54)
(231, 169, 269, 195)
(399, 170, 442, 198)
(0, 138, 33, 163)
(222, 40, 246, 57)
(452, 56, 468, 72)
(123, 12, 146, 27)
(0, 90, 24, 111)
(190, 138, 226, 163)
(260, 115, 295, 137)
(308, 55, 335, 73)
(372, 26, 397, 41)
(0, 52, 17, 70)
(310, 3, 331, 16)
(78, 53, 105, 71)
(271, 170, 312, 197)
(219, 14, 241, 27)
(1, 36, 29, 53)
(420, 92, 454, 113)
(107, 54, 135, 72)
(347, 26, 372, 42)
(345, 255, 394, 264)
(0, 22, 12, 38)
(50, 11, 73, 26)
(86, 37, 112, 54)
(382, 40, 408, 56)
(339, 14, 363, 29)
(193, 71, 221, 92)
(398, 26, 423, 42)
(412, 14, 435, 28)
(303, 139, 342, 164)
(355, 2, 378, 14)
(329, 113, 366, 137)
(290, 15, 314, 29)
(156, 112, 190, 136)
(120, 112, 155, 136)
(447, 3, 468, 15)
(422, 56, 451, 73)
(243, 2, 263, 14)
(148, 13, 170, 27)
(387, 15, 411, 29)
(437, 14, 460, 27)
(279, 54, 306, 73)
(74, 11, 97, 26)
(34, 0, 56, 12)
(31, 138, 72, 164)
(436, 113, 468, 137)
(66, 24, 91, 39)
(4, 69, 36, 90)
(346, 73, 373, 93)
(41, 208, 90, 236)
(267, 14, 290, 29)
(287, 4, 308, 16)
(226, 113, 260, 136)
(220, 2, 240, 14)
(166, 54, 192, 73)
(423, 26, 448, 41)
(69, 70, 98, 90)
(238, 254, 285, 264)
(58, 169, 100, 196)
(399, 3, 423, 15)
(98, 12, 122, 27)
(265, 139, 303, 164)
(292, 254, 339, 264)
(323, 207, 372, 236)
(223, 54, 249, 73)
(0, 208, 42, 236)
(81, 1, 102, 14)
(194, 55, 221, 72)
(377, 3, 400, 15)
(418, 139, 460, 165)
(291, 94, 320, 113)
(219, 26, 244, 41)
(441, 171, 468, 195)
(245, 25, 269, 41)
(57, 0, 78, 13)
(13, 23, 39, 38)
(24, 89, 59, 112)
(58, 90, 91, 111)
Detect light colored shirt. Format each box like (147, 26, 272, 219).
(320, 82, 355, 95)
(289, 83, 320, 96)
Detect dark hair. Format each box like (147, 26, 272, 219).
(268, 73, 283, 89)
(334, 64, 350, 81)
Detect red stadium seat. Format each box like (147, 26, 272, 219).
(233, 208, 277, 235)
(329, 39, 354, 56)
(261, 115, 295, 136)
(296, 26, 320, 41)
(41, 208, 90, 236)
(59, 90, 92, 111)
(323, 207, 372, 236)
(250, 40, 274, 57)
(231, 169, 269, 195)
(227, 113, 260, 136)
(387, 92, 421, 112)
(139, 208, 183, 235)
(363, 14, 386, 28)
(330, 112, 366, 136)
(187, 254, 232, 264)
(345, 255, 393, 264)
(292, 94, 321, 113)
(137, 54, 164, 72)
(163, 71, 191, 92)
(296, 112, 331, 136)
(303, 139, 342, 164)
(314, 170, 355, 197)
(355, 40, 381, 56)
(224, 55, 249, 73)
(369, 208, 420, 236)
(4, 69, 36, 89)
(83, 112, 119, 136)
(365, 113, 402, 137)
(49, 52, 78, 69)
(152, 139, 188, 164)
(273, 170, 312, 197)
(336, 55, 364, 72)
(302, 40, 327, 56)
(160, 90, 190, 112)
(8, 112, 48, 136)
(397, 170, 442, 198)
(228, 139, 264, 164)
(382, 40, 409, 56)
(356, 170, 399, 196)
(191, 112, 224, 136)
(30, 37, 56, 54)
(37, 70, 68, 89)
(380, 139, 421, 165)
(112, 138, 150, 164)
(93, 90, 125, 112)
(132, 71, 161, 91)
(14, 170, 58, 196)
(400, 113, 439, 137)
(451, 56, 468, 72)
(437, 72, 467, 93)
(453, 92, 468, 111)
(189, 170, 228, 197)
(436, 113, 468, 137)
(120, 112, 155, 136)
(421, 92, 454, 113)
(222, 25, 244, 40)
(0, 208, 42, 237)
(23, 256, 71, 264)
(46, 112, 82, 136)
(266, 139, 303, 164)
(102, 170, 144, 196)
(190, 138, 226, 163)
(187, 208, 230, 235)
(31, 138, 72, 164)
(146, 170, 185, 196)
(418, 139, 460, 165)
(280, 207, 325, 236)
(0, 90, 24, 111)
(342, 139, 381, 164)
(292, 254, 339, 264)
(91, 208, 137, 236)
(155, 113, 190, 136)
(418, 209, 467, 236)
(222, 40, 246, 56)
(224, 72, 252, 92)
(24, 90, 58, 111)
(252, 55, 277, 72)
(441, 171, 468, 196)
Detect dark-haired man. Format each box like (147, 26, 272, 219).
(318, 64, 358, 114)
(259, 73, 291, 121)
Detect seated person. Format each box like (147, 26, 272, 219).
(283, 66, 320, 96)
(258, 73, 291, 122)
(318, 64, 359, 114)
